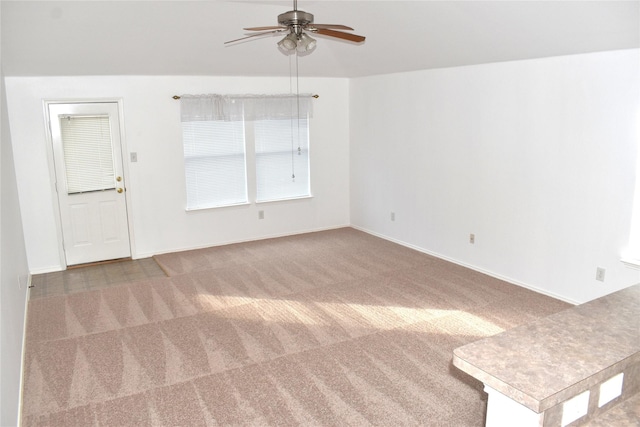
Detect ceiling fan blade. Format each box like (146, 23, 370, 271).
(309, 24, 354, 31)
(224, 30, 285, 44)
(244, 26, 285, 31)
(314, 28, 366, 43)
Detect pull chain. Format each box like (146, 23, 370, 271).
(289, 48, 302, 182)
(296, 52, 302, 157)
(290, 53, 296, 181)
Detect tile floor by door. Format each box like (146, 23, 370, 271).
(29, 257, 167, 299)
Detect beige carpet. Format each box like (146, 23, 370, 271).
(22, 228, 570, 426)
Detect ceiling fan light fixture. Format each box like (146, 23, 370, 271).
(278, 33, 298, 51)
(296, 32, 317, 52)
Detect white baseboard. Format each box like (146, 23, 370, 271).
(17, 274, 31, 427)
(351, 225, 579, 306)
(30, 224, 579, 305)
(29, 266, 64, 275)
(141, 224, 351, 258)
(621, 257, 640, 270)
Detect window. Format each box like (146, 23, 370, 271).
(255, 117, 310, 202)
(182, 119, 247, 209)
(180, 94, 313, 210)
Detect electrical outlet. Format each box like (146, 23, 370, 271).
(596, 267, 606, 282)
(258, 210, 264, 220)
(469, 233, 475, 244)
(390, 212, 395, 221)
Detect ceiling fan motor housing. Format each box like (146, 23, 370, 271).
(278, 10, 314, 30)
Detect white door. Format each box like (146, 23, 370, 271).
(48, 102, 131, 266)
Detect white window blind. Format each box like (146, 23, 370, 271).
(60, 115, 115, 194)
(182, 120, 247, 209)
(255, 117, 310, 202)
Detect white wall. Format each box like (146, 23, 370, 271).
(350, 49, 640, 304)
(5, 51, 639, 304)
(1, 68, 30, 426)
(5, 76, 350, 272)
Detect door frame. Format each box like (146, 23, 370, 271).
(43, 98, 136, 269)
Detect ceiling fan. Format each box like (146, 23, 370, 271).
(224, 0, 366, 53)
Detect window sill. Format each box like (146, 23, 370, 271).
(256, 195, 314, 205)
(185, 201, 251, 212)
(184, 195, 314, 212)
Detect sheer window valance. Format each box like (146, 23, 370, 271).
(180, 94, 314, 122)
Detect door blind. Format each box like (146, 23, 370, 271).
(60, 115, 116, 194)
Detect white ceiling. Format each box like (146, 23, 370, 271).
(1, 0, 638, 78)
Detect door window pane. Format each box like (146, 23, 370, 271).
(60, 115, 115, 194)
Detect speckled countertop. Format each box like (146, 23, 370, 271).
(453, 284, 640, 413)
